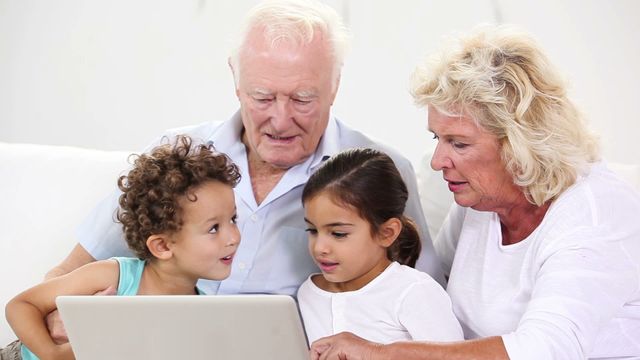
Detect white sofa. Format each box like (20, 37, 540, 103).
(1, 141, 639, 345)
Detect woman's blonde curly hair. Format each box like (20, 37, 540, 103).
(411, 25, 600, 206)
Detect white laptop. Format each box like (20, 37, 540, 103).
(56, 295, 309, 360)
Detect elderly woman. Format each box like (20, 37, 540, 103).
(310, 25, 640, 360)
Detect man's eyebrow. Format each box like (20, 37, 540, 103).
(293, 89, 318, 98)
(250, 88, 273, 96)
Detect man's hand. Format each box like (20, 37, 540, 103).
(310, 332, 382, 360)
(45, 285, 117, 344)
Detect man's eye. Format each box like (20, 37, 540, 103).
(432, 134, 439, 140)
(254, 98, 272, 103)
(292, 98, 311, 105)
(208, 224, 219, 234)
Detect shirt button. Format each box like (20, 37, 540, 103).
(238, 262, 246, 270)
(250, 214, 258, 222)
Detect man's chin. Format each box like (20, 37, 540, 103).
(260, 152, 310, 170)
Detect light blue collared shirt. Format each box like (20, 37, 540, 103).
(77, 111, 445, 296)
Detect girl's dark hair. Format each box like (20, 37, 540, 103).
(302, 148, 421, 267)
(116, 135, 241, 260)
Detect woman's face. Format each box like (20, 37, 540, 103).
(428, 106, 521, 212)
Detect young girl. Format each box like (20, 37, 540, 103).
(3, 135, 241, 360)
(297, 148, 463, 344)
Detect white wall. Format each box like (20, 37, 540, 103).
(1, 0, 639, 168)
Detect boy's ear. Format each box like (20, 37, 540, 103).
(376, 218, 402, 248)
(146, 234, 173, 260)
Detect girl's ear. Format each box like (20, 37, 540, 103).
(146, 234, 173, 260)
(376, 218, 402, 248)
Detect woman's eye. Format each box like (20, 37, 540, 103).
(305, 228, 318, 235)
(208, 224, 219, 234)
(452, 141, 468, 149)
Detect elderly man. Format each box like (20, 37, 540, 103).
(44, 0, 444, 339)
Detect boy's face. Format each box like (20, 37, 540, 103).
(169, 180, 239, 281)
(303, 191, 391, 292)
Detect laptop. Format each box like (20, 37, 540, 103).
(56, 295, 309, 360)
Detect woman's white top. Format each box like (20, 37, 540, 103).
(297, 261, 463, 344)
(436, 163, 640, 359)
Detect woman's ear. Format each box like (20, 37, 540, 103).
(146, 234, 173, 260)
(376, 218, 402, 248)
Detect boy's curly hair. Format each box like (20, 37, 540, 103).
(116, 135, 241, 260)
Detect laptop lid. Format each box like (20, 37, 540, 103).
(56, 295, 309, 360)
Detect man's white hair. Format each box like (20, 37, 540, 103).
(229, 0, 350, 87)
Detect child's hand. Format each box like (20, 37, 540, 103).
(45, 285, 117, 343)
(45, 309, 68, 344)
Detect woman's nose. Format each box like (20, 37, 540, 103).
(430, 142, 452, 171)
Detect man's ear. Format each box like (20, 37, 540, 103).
(330, 73, 341, 105)
(376, 217, 402, 248)
(228, 57, 240, 97)
(146, 234, 173, 260)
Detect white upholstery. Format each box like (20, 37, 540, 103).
(0, 142, 130, 344)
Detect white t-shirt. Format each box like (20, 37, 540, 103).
(297, 262, 463, 344)
(436, 163, 640, 359)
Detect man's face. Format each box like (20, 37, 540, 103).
(234, 30, 339, 169)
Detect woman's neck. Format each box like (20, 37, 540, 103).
(496, 197, 550, 245)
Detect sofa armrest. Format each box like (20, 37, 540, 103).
(0, 142, 130, 344)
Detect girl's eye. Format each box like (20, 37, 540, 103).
(332, 232, 348, 239)
(305, 228, 318, 235)
(208, 224, 219, 234)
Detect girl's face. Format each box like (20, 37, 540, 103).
(303, 191, 392, 292)
(168, 180, 240, 282)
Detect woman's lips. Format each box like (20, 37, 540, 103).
(447, 180, 467, 192)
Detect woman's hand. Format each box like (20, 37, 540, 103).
(310, 332, 382, 360)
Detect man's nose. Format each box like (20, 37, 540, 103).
(270, 97, 294, 132)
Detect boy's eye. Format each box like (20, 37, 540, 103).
(208, 224, 219, 234)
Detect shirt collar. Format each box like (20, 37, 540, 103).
(308, 112, 342, 173)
